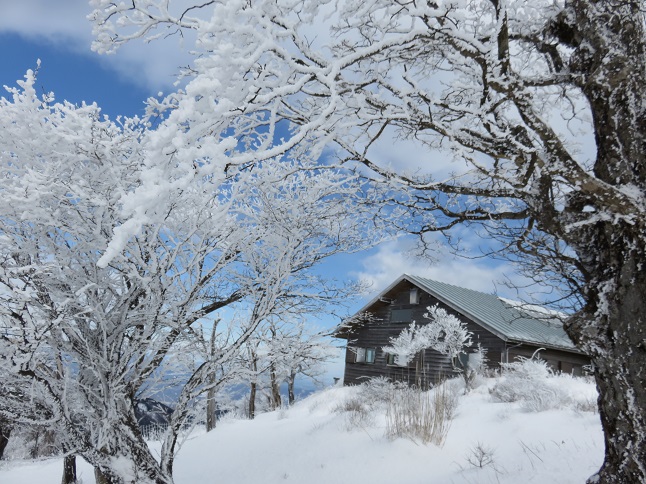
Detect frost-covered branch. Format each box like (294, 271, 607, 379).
(383, 305, 472, 366)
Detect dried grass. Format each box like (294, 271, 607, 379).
(385, 380, 459, 446)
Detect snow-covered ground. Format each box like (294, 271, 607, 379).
(0, 375, 603, 484)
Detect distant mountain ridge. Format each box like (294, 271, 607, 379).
(134, 398, 174, 427)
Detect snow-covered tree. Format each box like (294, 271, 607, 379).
(383, 305, 472, 366)
(237, 318, 336, 416)
(278, 324, 336, 405)
(263, 320, 336, 406)
(0, 73, 374, 483)
(89, 1, 646, 480)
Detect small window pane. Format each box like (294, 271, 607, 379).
(365, 348, 376, 364)
(355, 347, 366, 363)
(391, 308, 412, 323)
(387, 353, 406, 367)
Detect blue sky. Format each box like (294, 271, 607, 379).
(0, 1, 188, 113)
(1, 33, 152, 119)
(0, 2, 530, 312)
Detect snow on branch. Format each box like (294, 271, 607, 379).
(382, 305, 472, 365)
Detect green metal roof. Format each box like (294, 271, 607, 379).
(404, 274, 578, 352)
(339, 274, 579, 352)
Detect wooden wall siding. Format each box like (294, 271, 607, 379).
(342, 279, 590, 386)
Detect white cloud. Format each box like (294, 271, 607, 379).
(94, 36, 194, 92)
(362, 124, 470, 182)
(0, 1, 192, 92)
(352, 235, 530, 301)
(0, 1, 92, 41)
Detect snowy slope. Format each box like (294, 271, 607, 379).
(0, 376, 603, 484)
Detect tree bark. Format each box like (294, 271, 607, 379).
(61, 455, 77, 484)
(269, 363, 281, 410)
(206, 365, 217, 432)
(29, 430, 40, 459)
(87, 411, 174, 484)
(248, 381, 256, 419)
(566, 255, 646, 483)
(94, 466, 121, 484)
(0, 419, 11, 460)
(557, 2, 646, 482)
(206, 320, 218, 432)
(206, 386, 217, 432)
(248, 350, 258, 419)
(287, 372, 296, 406)
(93, 447, 173, 484)
(563, 179, 646, 481)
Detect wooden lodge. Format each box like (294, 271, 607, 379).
(335, 274, 590, 386)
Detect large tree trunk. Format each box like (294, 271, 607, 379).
(206, 386, 217, 432)
(248, 382, 256, 419)
(559, 2, 646, 482)
(287, 372, 296, 406)
(94, 466, 121, 484)
(90, 442, 173, 484)
(566, 254, 646, 483)
(85, 411, 174, 484)
(206, 366, 217, 432)
(29, 429, 40, 459)
(248, 352, 258, 419)
(269, 363, 281, 410)
(0, 419, 11, 460)
(206, 322, 218, 432)
(61, 455, 77, 484)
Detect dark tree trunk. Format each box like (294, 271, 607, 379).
(160, 416, 180, 479)
(566, 256, 646, 484)
(93, 445, 173, 484)
(287, 372, 296, 406)
(61, 455, 77, 484)
(29, 430, 40, 459)
(206, 320, 218, 432)
(87, 406, 174, 484)
(248, 381, 256, 419)
(557, 2, 646, 482)
(94, 466, 121, 484)
(248, 351, 258, 419)
(123, 419, 174, 484)
(0, 419, 11, 460)
(206, 377, 217, 432)
(269, 364, 281, 410)
(566, 232, 646, 484)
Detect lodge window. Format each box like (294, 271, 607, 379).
(386, 353, 406, 367)
(355, 347, 366, 363)
(365, 348, 376, 364)
(351, 347, 376, 364)
(391, 308, 412, 323)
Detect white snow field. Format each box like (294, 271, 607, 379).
(0, 374, 603, 484)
